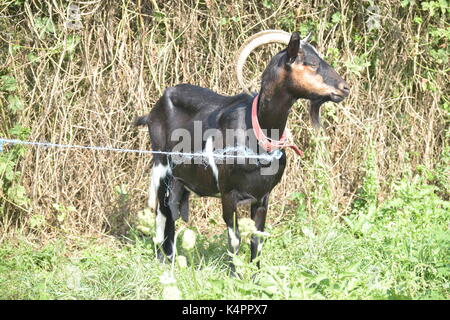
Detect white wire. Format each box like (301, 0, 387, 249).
(0, 138, 279, 162)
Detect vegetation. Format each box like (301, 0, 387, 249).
(1, 169, 448, 299)
(0, 0, 448, 299)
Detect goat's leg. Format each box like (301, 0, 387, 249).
(148, 161, 170, 212)
(221, 192, 240, 275)
(151, 159, 175, 263)
(155, 174, 176, 262)
(168, 179, 190, 222)
(250, 195, 269, 267)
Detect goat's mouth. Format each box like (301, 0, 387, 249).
(330, 92, 346, 103)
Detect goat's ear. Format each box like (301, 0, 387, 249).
(287, 32, 301, 64)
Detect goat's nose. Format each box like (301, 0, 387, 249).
(339, 81, 350, 95)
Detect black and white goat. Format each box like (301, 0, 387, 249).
(134, 30, 349, 273)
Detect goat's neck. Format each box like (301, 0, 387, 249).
(257, 86, 296, 139)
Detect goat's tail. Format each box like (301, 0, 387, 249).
(133, 114, 149, 127)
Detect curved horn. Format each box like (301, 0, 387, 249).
(235, 30, 291, 94)
(302, 32, 312, 43)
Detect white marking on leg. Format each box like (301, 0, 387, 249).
(205, 137, 219, 187)
(148, 178, 157, 211)
(155, 209, 167, 244)
(257, 241, 263, 253)
(228, 227, 240, 251)
(148, 163, 171, 210)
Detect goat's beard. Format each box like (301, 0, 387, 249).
(309, 98, 326, 129)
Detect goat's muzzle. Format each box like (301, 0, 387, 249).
(330, 81, 350, 103)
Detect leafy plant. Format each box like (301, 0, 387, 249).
(331, 12, 343, 24)
(52, 203, 76, 225)
(421, 0, 449, 16)
(0, 125, 31, 212)
(34, 16, 56, 39)
(345, 53, 371, 76)
(0, 75, 18, 92)
(7, 95, 24, 114)
(351, 142, 379, 215)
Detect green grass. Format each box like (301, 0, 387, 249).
(0, 174, 448, 300)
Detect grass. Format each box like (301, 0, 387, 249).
(1, 173, 448, 300)
(0, 0, 448, 237)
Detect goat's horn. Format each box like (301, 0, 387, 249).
(235, 30, 291, 94)
(302, 32, 312, 43)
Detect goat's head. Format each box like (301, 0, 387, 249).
(236, 30, 349, 127)
(283, 32, 349, 103)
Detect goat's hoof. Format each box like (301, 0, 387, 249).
(157, 251, 172, 264)
(228, 264, 243, 279)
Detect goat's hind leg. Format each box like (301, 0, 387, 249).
(221, 192, 241, 276)
(250, 195, 269, 268)
(168, 179, 190, 222)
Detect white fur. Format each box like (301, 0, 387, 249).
(155, 209, 167, 244)
(148, 163, 171, 210)
(228, 227, 240, 251)
(205, 137, 219, 187)
(257, 242, 263, 253)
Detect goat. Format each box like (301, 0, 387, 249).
(134, 30, 349, 273)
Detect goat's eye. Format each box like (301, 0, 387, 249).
(306, 62, 319, 70)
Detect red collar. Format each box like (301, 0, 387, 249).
(251, 95, 303, 157)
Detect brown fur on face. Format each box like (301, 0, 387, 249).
(261, 35, 349, 105)
(289, 64, 338, 98)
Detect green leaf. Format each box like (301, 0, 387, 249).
(7, 95, 24, 113)
(8, 125, 30, 139)
(345, 54, 371, 76)
(27, 53, 39, 63)
(56, 211, 66, 223)
(262, 0, 274, 9)
(65, 35, 80, 56)
(413, 16, 423, 24)
(0, 75, 17, 92)
(0, 161, 7, 176)
(7, 184, 29, 206)
(29, 214, 45, 228)
(34, 17, 56, 39)
(4, 163, 16, 182)
(401, 0, 411, 7)
(152, 11, 166, 21)
(331, 12, 342, 24)
(219, 17, 229, 26)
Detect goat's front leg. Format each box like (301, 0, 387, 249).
(221, 192, 240, 275)
(155, 174, 175, 263)
(250, 195, 269, 267)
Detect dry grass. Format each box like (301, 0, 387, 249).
(0, 0, 448, 241)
